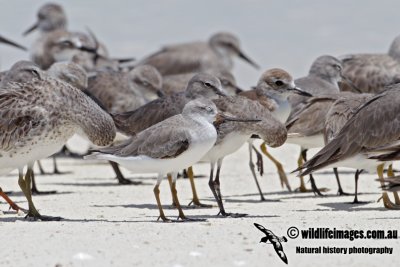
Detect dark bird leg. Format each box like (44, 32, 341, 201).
(334, 168, 350, 195)
(110, 161, 142, 185)
(248, 143, 266, 201)
(214, 159, 247, 218)
(0, 187, 26, 213)
(252, 145, 264, 176)
(352, 169, 363, 203)
(260, 142, 292, 192)
(187, 166, 212, 208)
(31, 166, 57, 195)
(154, 174, 170, 222)
(301, 149, 326, 196)
(19, 164, 61, 221)
(36, 160, 46, 175)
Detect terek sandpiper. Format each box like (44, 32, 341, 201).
(0, 60, 115, 220)
(85, 98, 249, 222)
(138, 32, 259, 75)
(239, 68, 311, 193)
(297, 85, 400, 209)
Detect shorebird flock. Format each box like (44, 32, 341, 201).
(1, 3, 400, 222)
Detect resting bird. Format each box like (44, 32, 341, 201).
(137, 32, 259, 75)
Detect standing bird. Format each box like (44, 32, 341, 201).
(285, 56, 348, 194)
(297, 85, 400, 209)
(0, 62, 116, 220)
(137, 32, 259, 75)
(324, 92, 373, 202)
(111, 73, 226, 206)
(340, 35, 400, 94)
(199, 95, 286, 216)
(254, 223, 288, 264)
(0, 37, 28, 211)
(85, 98, 249, 222)
(239, 69, 311, 194)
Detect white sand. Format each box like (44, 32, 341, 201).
(0, 142, 399, 267)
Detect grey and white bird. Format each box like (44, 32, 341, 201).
(85, 98, 250, 222)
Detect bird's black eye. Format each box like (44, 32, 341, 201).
(334, 64, 342, 71)
(275, 80, 283, 86)
(204, 82, 213, 88)
(141, 81, 150, 87)
(30, 69, 40, 79)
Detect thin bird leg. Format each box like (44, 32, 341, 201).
(252, 145, 264, 175)
(377, 164, 400, 209)
(214, 159, 247, 218)
(18, 166, 40, 219)
(353, 169, 362, 203)
(248, 143, 266, 201)
(36, 160, 46, 175)
(31, 168, 57, 195)
(0, 187, 26, 212)
(24, 164, 61, 221)
(334, 168, 350, 195)
(302, 149, 326, 196)
(154, 174, 170, 222)
(208, 162, 225, 214)
(296, 152, 309, 192)
(110, 161, 141, 185)
(169, 172, 202, 221)
(387, 164, 400, 205)
(187, 166, 212, 208)
(260, 142, 292, 192)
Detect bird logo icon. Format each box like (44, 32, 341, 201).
(254, 223, 288, 264)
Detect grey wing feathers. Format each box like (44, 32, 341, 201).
(301, 88, 400, 175)
(112, 94, 186, 135)
(341, 54, 400, 93)
(99, 115, 190, 159)
(138, 42, 208, 75)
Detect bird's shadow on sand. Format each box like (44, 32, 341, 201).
(49, 181, 152, 187)
(316, 201, 390, 212)
(2, 191, 74, 197)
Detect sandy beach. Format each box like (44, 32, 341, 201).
(1, 142, 399, 267)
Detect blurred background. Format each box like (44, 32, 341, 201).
(1, 0, 400, 87)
